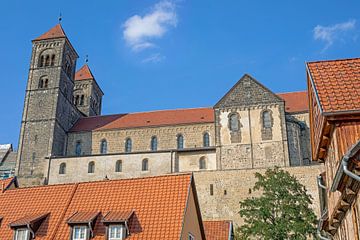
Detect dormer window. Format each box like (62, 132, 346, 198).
(103, 210, 134, 240)
(108, 225, 126, 240)
(72, 226, 87, 240)
(14, 228, 29, 240)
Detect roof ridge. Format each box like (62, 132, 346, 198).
(277, 90, 307, 95)
(307, 57, 360, 64)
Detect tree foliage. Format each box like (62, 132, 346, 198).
(237, 167, 317, 240)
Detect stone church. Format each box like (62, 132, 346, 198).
(5, 23, 324, 226)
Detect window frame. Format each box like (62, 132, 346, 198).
(228, 113, 240, 132)
(75, 141, 82, 156)
(100, 139, 108, 154)
(203, 132, 210, 147)
(177, 134, 184, 150)
(150, 136, 158, 151)
(115, 160, 122, 173)
(59, 162, 66, 175)
(125, 138, 132, 153)
(142, 158, 149, 171)
(262, 110, 272, 129)
(72, 225, 88, 240)
(88, 161, 95, 174)
(108, 224, 126, 240)
(199, 157, 207, 170)
(14, 228, 30, 240)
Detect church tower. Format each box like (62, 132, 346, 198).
(16, 24, 80, 186)
(73, 64, 103, 116)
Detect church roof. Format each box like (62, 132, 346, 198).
(33, 24, 67, 41)
(307, 57, 360, 114)
(75, 64, 95, 81)
(69, 107, 214, 132)
(277, 91, 309, 113)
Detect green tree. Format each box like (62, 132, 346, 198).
(237, 167, 317, 240)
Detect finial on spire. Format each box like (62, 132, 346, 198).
(85, 55, 89, 64)
(58, 12, 62, 23)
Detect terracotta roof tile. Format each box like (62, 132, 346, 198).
(67, 211, 100, 224)
(33, 24, 67, 41)
(103, 210, 134, 223)
(203, 220, 232, 240)
(9, 213, 49, 228)
(69, 108, 214, 132)
(307, 58, 360, 114)
(0, 177, 18, 192)
(277, 91, 309, 113)
(0, 174, 194, 239)
(75, 65, 95, 81)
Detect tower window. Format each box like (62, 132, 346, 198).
(75, 141, 82, 156)
(229, 113, 240, 131)
(50, 54, 55, 66)
(44, 79, 49, 88)
(203, 132, 210, 147)
(177, 134, 184, 149)
(150, 136, 157, 151)
(88, 161, 95, 173)
(125, 138, 132, 153)
(38, 79, 44, 89)
(100, 139, 108, 154)
(45, 55, 50, 67)
(115, 160, 122, 172)
(59, 162, 66, 175)
(199, 156, 207, 170)
(75, 95, 80, 106)
(39, 55, 44, 67)
(80, 95, 85, 106)
(262, 110, 272, 128)
(142, 158, 149, 171)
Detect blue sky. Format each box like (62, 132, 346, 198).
(0, 0, 359, 148)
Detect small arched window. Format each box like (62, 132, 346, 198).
(263, 110, 272, 128)
(38, 79, 44, 89)
(44, 79, 49, 88)
(177, 134, 184, 149)
(151, 136, 157, 151)
(229, 113, 239, 131)
(75, 141, 82, 156)
(199, 157, 207, 170)
(100, 139, 107, 154)
(115, 160, 122, 172)
(88, 161, 95, 173)
(39, 55, 44, 67)
(125, 138, 132, 153)
(80, 95, 85, 106)
(59, 162, 66, 174)
(203, 132, 210, 147)
(75, 95, 79, 106)
(45, 55, 50, 66)
(142, 158, 149, 171)
(50, 54, 56, 66)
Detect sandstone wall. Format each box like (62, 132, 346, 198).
(193, 165, 325, 227)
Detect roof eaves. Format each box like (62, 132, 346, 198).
(306, 62, 324, 115)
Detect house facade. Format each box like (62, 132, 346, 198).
(307, 58, 360, 239)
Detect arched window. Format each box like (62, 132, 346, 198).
(100, 139, 107, 154)
(75, 141, 82, 156)
(151, 136, 157, 151)
(125, 138, 132, 153)
(80, 95, 85, 106)
(177, 134, 184, 149)
(59, 162, 66, 174)
(203, 132, 210, 147)
(38, 79, 44, 89)
(75, 95, 79, 106)
(88, 161, 95, 173)
(45, 55, 50, 66)
(262, 110, 272, 128)
(39, 55, 44, 67)
(199, 157, 207, 170)
(229, 113, 239, 131)
(115, 160, 122, 172)
(44, 78, 49, 88)
(142, 158, 149, 171)
(50, 54, 56, 66)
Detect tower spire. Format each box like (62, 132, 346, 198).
(58, 12, 62, 23)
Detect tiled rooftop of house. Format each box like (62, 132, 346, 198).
(0, 174, 201, 239)
(203, 220, 232, 240)
(307, 57, 360, 114)
(277, 91, 309, 113)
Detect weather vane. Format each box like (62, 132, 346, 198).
(58, 12, 62, 23)
(85, 55, 89, 63)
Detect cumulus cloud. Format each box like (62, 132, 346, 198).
(313, 20, 356, 50)
(123, 1, 177, 52)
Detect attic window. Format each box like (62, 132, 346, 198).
(102, 210, 134, 240)
(10, 213, 49, 240)
(67, 211, 100, 240)
(14, 228, 29, 240)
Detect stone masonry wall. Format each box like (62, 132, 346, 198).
(193, 165, 324, 227)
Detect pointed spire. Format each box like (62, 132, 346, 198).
(58, 12, 62, 23)
(75, 64, 95, 81)
(33, 24, 67, 41)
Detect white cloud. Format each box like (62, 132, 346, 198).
(313, 20, 356, 50)
(123, 1, 177, 52)
(142, 53, 165, 63)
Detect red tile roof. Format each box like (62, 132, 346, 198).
(0, 177, 18, 192)
(307, 58, 360, 114)
(70, 108, 214, 132)
(103, 210, 134, 223)
(9, 213, 49, 228)
(67, 211, 100, 224)
(75, 64, 95, 81)
(203, 220, 232, 240)
(33, 24, 67, 41)
(0, 174, 199, 240)
(277, 91, 309, 113)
